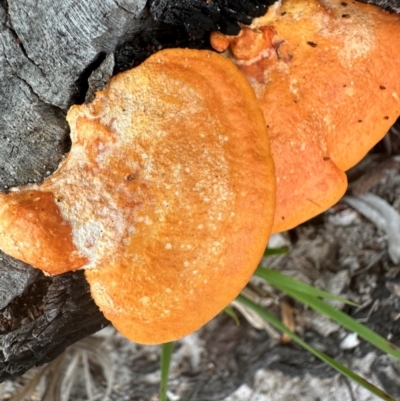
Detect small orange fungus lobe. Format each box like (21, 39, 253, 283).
(0, 191, 87, 274)
(212, 0, 400, 233)
(0, 49, 276, 344)
(229, 26, 275, 61)
(210, 31, 230, 52)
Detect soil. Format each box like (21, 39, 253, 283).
(0, 126, 399, 401)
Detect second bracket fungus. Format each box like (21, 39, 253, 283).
(0, 49, 276, 344)
(211, 0, 400, 233)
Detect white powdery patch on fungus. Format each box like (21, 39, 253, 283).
(317, 0, 375, 66)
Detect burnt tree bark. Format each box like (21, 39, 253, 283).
(0, 0, 398, 383)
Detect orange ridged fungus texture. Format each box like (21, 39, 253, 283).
(0, 49, 275, 344)
(0, 191, 88, 273)
(211, 0, 400, 233)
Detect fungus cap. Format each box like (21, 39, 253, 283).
(211, 0, 400, 233)
(0, 49, 275, 344)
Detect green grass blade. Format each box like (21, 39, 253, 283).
(236, 295, 396, 401)
(256, 268, 400, 361)
(255, 267, 358, 306)
(160, 342, 174, 401)
(264, 247, 290, 257)
(224, 306, 240, 325)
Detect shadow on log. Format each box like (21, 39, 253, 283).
(0, 264, 109, 380)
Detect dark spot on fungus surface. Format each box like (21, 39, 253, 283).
(323, 157, 330, 161)
(358, 119, 363, 123)
(380, 85, 386, 90)
(126, 174, 137, 181)
(281, 11, 287, 16)
(341, 1, 348, 5)
(307, 41, 317, 47)
(384, 116, 389, 120)
(342, 14, 350, 18)
(275, 41, 293, 62)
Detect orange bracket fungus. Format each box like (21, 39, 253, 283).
(1, 0, 399, 346)
(0, 49, 275, 344)
(211, 0, 400, 233)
